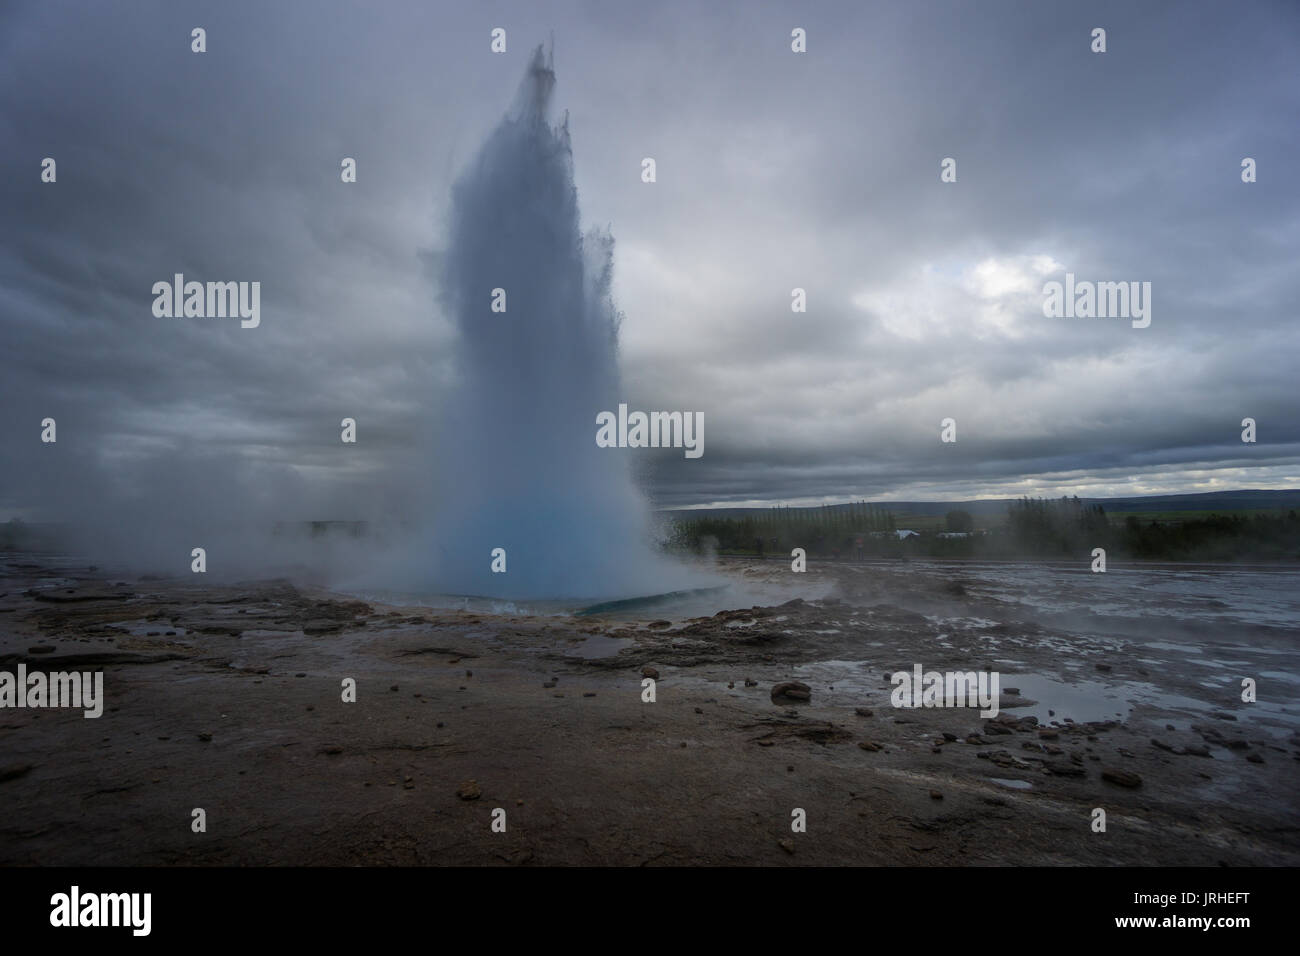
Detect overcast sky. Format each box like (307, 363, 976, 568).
(2, 0, 1297, 525)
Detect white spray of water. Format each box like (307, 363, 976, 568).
(404, 46, 700, 600)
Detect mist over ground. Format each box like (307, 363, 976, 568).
(1, 0, 1297, 587)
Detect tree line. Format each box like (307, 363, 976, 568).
(666, 497, 1300, 562)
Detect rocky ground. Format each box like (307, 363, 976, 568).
(1, 552, 1297, 866)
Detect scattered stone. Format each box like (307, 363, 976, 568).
(1182, 744, 1211, 757)
(770, 681, 811, 703)
(727, 681, 734, 689)
(647, 620, 671, 630)
(457, 780, 482, 800)
(778, 838, 795, 855)
(1246, 753, 1264, 764)
(583, 692, 596, 698)
(857, 741, 881, 752)
(757, 740, 774, 747)
(942, 732, 958, 741)
(1095, 663, 1111, 672)
(693, 707, 703, 714)
(321, 745, 343, 755)
(390, 684, 399, 692)
(1151, 738, 1175, 752)
(0, 764, 34, 783)
(641, 666, 659, 679)
(295, 672, 307, 678)
(197, 732, 212, 742)
(465, 670, 473, 678)
(542, 680, 556, 688)
(1045, 762, 1086, 777)
(1210, 711, 1238, 721)
(744, 678, 758, 687)
(1101, 768, 1142, 788)
(855, 707, 873, 718)
(929, 789, 943, 800)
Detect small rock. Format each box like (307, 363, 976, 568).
(1245, 753, 1264, 764)
(929, 789, 943, 800)
(778, 838, 795, 855)
(583, 692, 596, 698)
(857, 741, 881, 752)
(321, 745, 343, 755)
(942, 732, 958, 742)
(0, 764, 34, 783)
(855, 708, 873, 717)
(694, 707, 703, 714)
(457, 780, 482, 800)
(744, 678, 758, 687)
(542, 680, 556, 688)
(197, 732, 213, 742)
(1095, 663, 1112, 672)
(641, 666, 659, 679)
(1101, 768, 1142, 788)
(770, 681, 811, 703)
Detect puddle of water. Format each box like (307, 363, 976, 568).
(564, 634, 632, 659)
(109, 619, 187, 637)
(1144, 641, 1202, 654)
(997, 673, 1131, 724)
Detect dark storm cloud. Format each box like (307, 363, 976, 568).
(1, 0, 1297, 546)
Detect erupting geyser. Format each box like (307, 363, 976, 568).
(415, 46, 696, 600)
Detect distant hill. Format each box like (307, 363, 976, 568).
(660, 489, 1300, 521)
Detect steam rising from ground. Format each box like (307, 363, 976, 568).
(392, 47, 696, 599)
(9, 47, 700, 601)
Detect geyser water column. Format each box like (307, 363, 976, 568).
(427, 46, 689, 601)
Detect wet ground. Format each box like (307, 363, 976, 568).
(0, 551, 1296, 865)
